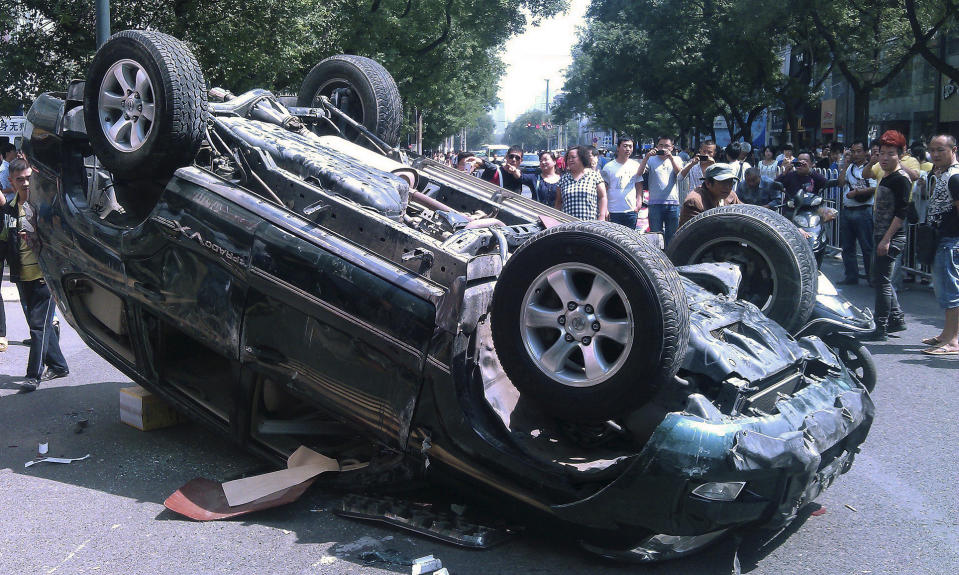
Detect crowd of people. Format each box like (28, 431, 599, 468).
(443, 131, 959, 356)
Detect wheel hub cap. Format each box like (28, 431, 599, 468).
(98, 59, 156, 152)
(520, 263, 635, 388)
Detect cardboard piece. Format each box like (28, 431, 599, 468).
(163, 477, 316, 521)
(221, 446, 339, 507)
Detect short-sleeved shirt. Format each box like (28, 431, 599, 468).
(939, 173, 959, 237)
(874, 170, 910, 239)
(644, 156, 680, 205)
(559, 170, 604, 220)
(871, 155, 920, 180)
(776, 170, 827, 197)
(16, 200, 42, 282)
(521, 173, 559, 207)
(758, 160, 779, 180)
(843, 163, 876, 207)
(685, 162, 709, 194)
(601, 158, 640, 212)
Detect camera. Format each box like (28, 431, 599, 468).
(698, 155, 709, 161)
(656, 149, 666, 156)
(792, 160, 803, 167)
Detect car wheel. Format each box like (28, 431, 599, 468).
(490, 221, 689, 422)
(297, 55, 401, 148)
(667, 204, 817, 333)
(83, 30, 207, 179)
(822, 333, 877, 392)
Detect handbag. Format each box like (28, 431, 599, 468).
(915, 223, 940, 266)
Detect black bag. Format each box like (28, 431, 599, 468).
(915, 223, 940, 266)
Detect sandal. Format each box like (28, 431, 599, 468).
(921, 336, 942, 346)
(0, 337, 7, 352)
(921, 345, 959, 356)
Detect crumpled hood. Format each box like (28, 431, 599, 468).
(682, 278, 806, 382)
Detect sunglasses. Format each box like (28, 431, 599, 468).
(507, 154, 522, 161)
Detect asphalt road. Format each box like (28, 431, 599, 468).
(1, 257, 958, 575)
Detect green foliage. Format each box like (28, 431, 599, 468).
(465, 113, 496, 149)
(0, 0, 567, 143)
(504, 109, 554, 151)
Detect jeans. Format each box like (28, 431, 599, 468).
(609, 211, 638, 229)
(839, 206, 873, 280)
(17, 279, 68, 379)
(870, 235, 906, 323)
(648, 204, 680, 246)
(932, 236, 959, 310)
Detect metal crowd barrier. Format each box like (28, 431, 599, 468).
(812, 166, 933, 283)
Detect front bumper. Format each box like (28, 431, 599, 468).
(550, 367, 873, 541)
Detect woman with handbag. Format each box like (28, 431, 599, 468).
(921, 135, 959, 355)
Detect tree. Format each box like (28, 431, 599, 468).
(903, 0, 959, 85)
(556, 0, 798, 146)
(466, 113, 496, 149)
(806, 0, 957, 141)
(504, 110, 551, 151)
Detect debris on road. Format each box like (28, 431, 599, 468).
(411, 555, 444, 575)
(164, 477, 315, 521)
(25, 453, 90, 468)
(335, 494, 517, 548)
(845, 504, 858, 512)
(164, 446, 338, 520)
(221, 446, 338, 506)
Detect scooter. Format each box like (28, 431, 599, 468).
(794, 272, 877, 392)
(782, 190, 832, 268)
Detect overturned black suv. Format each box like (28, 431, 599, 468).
(24, 30, 872, 561)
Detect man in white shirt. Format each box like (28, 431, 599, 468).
(600, 138, 641, 228)
(724, 142, 751, 194)
(835, 140, 876, 285)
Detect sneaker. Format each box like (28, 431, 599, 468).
(17, 379, 40, 392)
(0, 337, 7, 352)
(41, 368, 70, 381)
(888, 313, 907, 334)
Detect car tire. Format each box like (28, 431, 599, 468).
(297, 55, 401, 148)
(667, 204, 817, 333)
(490, 221, 689, 422)
(83, 30, 207, 179)
(822, 333, 877, 392)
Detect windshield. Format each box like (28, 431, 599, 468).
(523, 154, 539, 163)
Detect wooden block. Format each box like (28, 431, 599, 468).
(120, 385, 184, 431)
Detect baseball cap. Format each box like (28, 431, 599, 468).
(704, 163, 737, 181)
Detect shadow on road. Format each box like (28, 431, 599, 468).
(0, 378, 810, 574)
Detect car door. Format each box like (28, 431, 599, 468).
(122, 170, 259, 424)
(242, 220, 438, 449)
